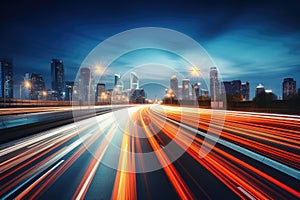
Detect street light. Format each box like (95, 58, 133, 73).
(42, 91, 47, 100)
(19, 81, 31, 99)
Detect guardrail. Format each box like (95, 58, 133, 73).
(0, 98, 111, 107)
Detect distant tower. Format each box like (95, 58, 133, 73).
(51, 59, 64, 100)
(114, 74, 120, 86)
(170, 75, 178, 97)
(30, 73, 45, 100)
(241, 81, 250, 101)
(255, 84, 265, 97)
(130, 72, 139, 90)
(192, 83, 200, 100)
(0, 58, 13, 98)
(231, 80, 242, 95)
(79, 68, 91, 101)
(282, 78, 296, 100)
(182, 79, 190, 100)
(96, 83, 106, 102)
(210, 67, 219, 101)
(65, 81, 75, 101)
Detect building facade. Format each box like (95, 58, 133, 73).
(241, 81, 250, 101)
(130, 72, 139, 90)
(79, 68, 92, 102)
(170, 75, 178, 97)
(24, 73, 45, 100)
(51, 59, 64, 100)
(282, 78, 296, 100)
(192, 83, 200, 100)
(255, 84, 265, 97)
(210, 67, 219, 102)
(114, 74, 120, 86)
(65, 81, 75, 101)
(96, 83, 106, 102)
(0, 58, 13, 98)
(182, 79, 190, 100)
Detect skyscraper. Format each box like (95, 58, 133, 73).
(96, 83, 106, 102)
(231, 80, 242, 95)
(0, 58, 13, 98)
(79, 68, 91, 102)
(51, 59, 64, 100)
(65, 81, 75, 101)
(221, 81, 232, 95)
(114, 74, 123, 92)
(282, 78, 296, 100)
(130, 88, 146, 103)
(114, 74, 120, 86)
(182, 79, 190, 100)
(210, 67, 219, 102)
(192, 83, 200, 100)
(255, 84, 265, 97)
(200, 89, 209, 97)
(24, 73, 45, 100)
(241, 81, 250, 101)
(130, 72, 139, 90)
(170, 75, 178, 97)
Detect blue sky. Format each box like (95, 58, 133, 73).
(1, 0, 300, 99)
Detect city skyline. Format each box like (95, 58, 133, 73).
(1, 56, 299, 100)
(0, 1, 299, 99)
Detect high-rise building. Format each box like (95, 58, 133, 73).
(51, 59, 64, 100)
(192, 83, 200, 100)
(221, 80, 242, 96)
(221, 81, 232, 95)
(130, 72, 139, 90)
(24, 73, 45, 100)
(282, 78, 296, 100)
(182, 79, 190, 100)
(241, 81, 250, 101)
(200, 89, 209, 97)
(79, 68, 91, 102)
(114, 74, 120, 86)
(231, 80, 241, 95)
(65, 81, 75, 101)
(130, 88, 146, 103)
(210, 67, 219, 101)
(96, 83, 106, 102)
(170, 75, 178, 97)
(255, 84, 265, 97)
(114, 74, 123, 92)
(177, 85, 182, 100)
(0, 58, 13, 98)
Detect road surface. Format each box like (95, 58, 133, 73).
(0, 105, 299, 199)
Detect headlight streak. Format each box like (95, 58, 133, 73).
(0, 105, 299, 199)
(74, 123, 117, 200)
(138, 107, 195, 200)
(149, 106, 300, 199)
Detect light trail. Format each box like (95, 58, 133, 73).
(0, 105, 299, 199)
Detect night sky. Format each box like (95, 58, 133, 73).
(1, 0, 300, 99)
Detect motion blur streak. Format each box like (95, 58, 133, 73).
(0, 105, 299, 199)
(111, 121, 137, 200)
(139, 108, 195, 200)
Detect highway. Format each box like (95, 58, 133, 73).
(0, 105, 299, 199)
